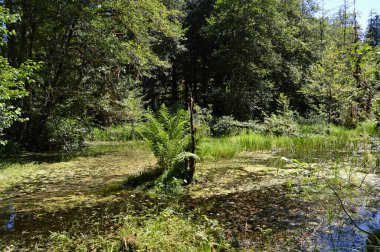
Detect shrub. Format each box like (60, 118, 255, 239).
(262, 94, 300, 136)
(43, 117, 89, 152)
(138, 104, 198, 183)
(0, 141, 22, 157)
(262, 114, 300, 136)
(194, 104, 213, 138)
(211, 116, 261, 136)
(211, 116, 240, 136)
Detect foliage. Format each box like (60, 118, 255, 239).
(138, 104, 198, 183)
(366, 12, 380, 47)
(211, 116, 241, 137)
(2, 0, 183, 149)
(302, 46, 354, 127)
(1, 0, 380, 150)
(42, 117, 89, 152)
(194, 104, 213, 138)
(211, 116, 262, 137)
(262, 94, 300, 136)
(90, 125, 140, 142)
(198, 122, 373, 160)
(49, 207, 227, 252)
(0, 6, 39, 145)
(118, 207, 227, 252)
(203, 0, 316, 120)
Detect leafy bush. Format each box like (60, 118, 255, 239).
(262, 94, 300, 136)
(262, 114, 300, 136)
(211, 116, 261, 137)
(43, 117, 89, 152)
(138, 104, 198, 183)
(194, 104, 213, 138)
(211, 116, 240, 136)
(0, 141, 22, 157)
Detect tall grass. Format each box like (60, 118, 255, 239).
(199, 121, 378, 159)
(49, 207, 227, 252)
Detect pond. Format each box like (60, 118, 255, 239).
(0, 144, 379, 251)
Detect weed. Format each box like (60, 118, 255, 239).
(49, 207, 228, 252)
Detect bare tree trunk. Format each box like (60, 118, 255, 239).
(187, 82, 196, 183)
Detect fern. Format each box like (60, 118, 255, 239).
(138, 104, 198, 183)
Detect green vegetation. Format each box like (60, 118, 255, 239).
(138, 104, 198, 183)
(2, 0, 380, 251)
(1, 0, 380, 151)
(1, 128, 380, 250)
(199, 121, 378, 159)
(0, 6, 39, 145)
(90, 125, 139, 142)
(49, 207, 227, 252)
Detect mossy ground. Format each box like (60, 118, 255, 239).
(0, 142, 155, 211)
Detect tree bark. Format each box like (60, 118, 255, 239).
(187, 82, 196, 183)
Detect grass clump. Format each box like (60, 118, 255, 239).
(49, 207, 227, 252)
(119, 208, 227, 252)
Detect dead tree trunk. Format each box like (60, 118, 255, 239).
(187, 83, 196, 183)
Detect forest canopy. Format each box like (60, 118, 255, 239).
(0, 0, 379, 150)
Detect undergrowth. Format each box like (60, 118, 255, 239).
(49, 207, 228, 252)
(89, 125, 141, 142)
(199, 121, 378, 159)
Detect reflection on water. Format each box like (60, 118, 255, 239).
(314, 206, 380, 252)
(367, 230, 380, 252)
(0, 191, 378, 251)
(0, 205, 15, 232)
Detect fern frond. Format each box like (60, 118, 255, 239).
(138, 104, 195, 184)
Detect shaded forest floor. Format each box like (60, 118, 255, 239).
(1, 142, 380, 251)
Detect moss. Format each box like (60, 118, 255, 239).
(0, 142, 155, 212)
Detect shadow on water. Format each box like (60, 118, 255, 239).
(367, 229, 380, 252)
(0, 142, 141, 168)
(0, 205, 15, 232)
(122, 167, 163, 189)
(1, 184, 380, 251)
(0, 192, 156, 249)
(183, 184, 315, 249)
(312, 202, 380, 252)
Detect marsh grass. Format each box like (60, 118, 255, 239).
(199, 122, 377, 160)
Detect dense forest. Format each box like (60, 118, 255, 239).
(1, 0, 380, 251)
(1, 0, 379, 150)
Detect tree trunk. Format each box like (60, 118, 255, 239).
(187, 82, 196, 183)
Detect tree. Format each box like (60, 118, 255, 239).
(0, 6, 39, 144)
(349, 43, 380, 119)
(302, 46, 354, 127)
(200, 0, 318, 120)
(366, 10, 380, 47)
(3, 0, 184, 150)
